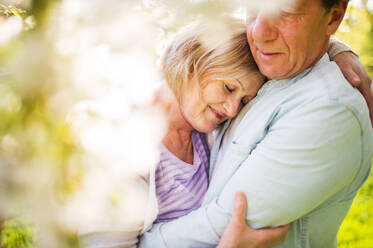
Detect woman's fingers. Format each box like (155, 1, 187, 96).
(217, 192, 247, 248)
(218, 192, 290, 248)
(352, 66, 373, 125)
(232, 192, 290, 247)
(257, 224, 291, 246)
(232, 192, 247, 226)
(333, 52, 373, 125)
(359, 81, 373, 125)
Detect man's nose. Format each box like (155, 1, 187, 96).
(251, 12, 278, 43)
(223, 98, 240, 118)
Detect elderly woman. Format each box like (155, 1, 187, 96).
(154, 20, 266, 223)
(79, 18, 368, 248)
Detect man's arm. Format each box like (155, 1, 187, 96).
(140, 100, 362, 247)
(217, 192, 290, 248)
(217, 104, 361, 228)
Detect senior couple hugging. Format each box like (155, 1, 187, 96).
(80, 0, 373, 247)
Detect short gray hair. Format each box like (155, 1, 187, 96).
(322, 0, 349, 12)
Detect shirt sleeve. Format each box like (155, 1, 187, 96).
(327, 37, 355, 59)
(139, 101, 362, 248)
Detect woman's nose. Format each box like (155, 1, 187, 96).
(251, 12, 278, 43)
(223, 98, 240, 118)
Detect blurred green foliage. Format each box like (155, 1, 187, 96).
(0, 4, 25, 17)
(338, 164, 373, 247)
(1, 219, 36, 248)
(336, 2, 373, 247)
(336, 2, 373, 77)
(0, 1, 81, 247)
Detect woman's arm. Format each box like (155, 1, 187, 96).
(333, 51, 373, 125)
(328, 38, 354, 59)
(328, 38, 373, 125)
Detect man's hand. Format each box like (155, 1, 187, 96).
(333, 51, 373, 125)
(217, 192, 290, 248)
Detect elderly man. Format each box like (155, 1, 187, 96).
(139, 0, 373, 247)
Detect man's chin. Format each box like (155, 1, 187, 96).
(258, 66, 286, 80)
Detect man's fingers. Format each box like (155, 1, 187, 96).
(232, 192, 247, 225)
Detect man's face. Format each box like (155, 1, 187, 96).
(246, 0, 333, 80)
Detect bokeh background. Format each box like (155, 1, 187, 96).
(0, 0, 372, 247)
(335, 1, 373, 247)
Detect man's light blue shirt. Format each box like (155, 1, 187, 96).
(140, 54, 373, 247)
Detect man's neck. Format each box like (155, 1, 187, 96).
(267, 39, 330, 81)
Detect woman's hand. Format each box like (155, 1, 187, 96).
(217, 192, 289, 248)
(333, 51, 373, 125)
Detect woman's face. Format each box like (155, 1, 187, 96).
(180, 72, 265, 132)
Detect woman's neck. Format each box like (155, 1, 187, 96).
(157, 85, 194, 164)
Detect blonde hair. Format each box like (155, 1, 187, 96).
(161, 18, 262, 100)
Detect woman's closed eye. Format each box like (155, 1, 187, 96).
(225, 84, 234, 93)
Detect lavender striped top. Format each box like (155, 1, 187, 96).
(154, 131, 210, 223)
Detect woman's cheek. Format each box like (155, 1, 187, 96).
(203, 84, 225, 104)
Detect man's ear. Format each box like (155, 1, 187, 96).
(326, 0, 348, 36)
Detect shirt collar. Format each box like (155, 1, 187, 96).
(257, 53, 329, 97)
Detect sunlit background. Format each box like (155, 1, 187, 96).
(0, 0, 372, 247)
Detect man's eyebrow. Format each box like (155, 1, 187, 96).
(293, 5, 305, 12)
(281, 1, 304, 12)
